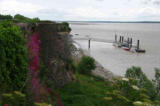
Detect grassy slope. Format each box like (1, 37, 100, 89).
(57, 73, 112, 106)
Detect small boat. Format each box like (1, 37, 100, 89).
(113, 42, 118, 47)
(69, 34, 73, 37)
(122, 47, 130, 51)
(121, 43, 129, 48)
(135, 49, 146, 53)
(117, 43, 122, 48)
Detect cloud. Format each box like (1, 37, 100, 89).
(95, 0, 104, 2)
(136, 7, 160, 20)
(0, 0, 43, 17)
(0, 0, 160, 21)
(141, 0, 151, 4)
(141, 0, 160, 5)
(153, 0, 160, 5)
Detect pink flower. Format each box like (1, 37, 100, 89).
(55, 93, 64, 106)
(27, 32, 63, 105)
(4, 104, 8, 106)
(28, 32, 41, 102)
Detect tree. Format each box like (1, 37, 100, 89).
(14, 14, 40, 23)
(14, 14, 31, 22)
(0, 14, 13, 20)
(0, 21, 28, 92)
(62, 22, 72, 33)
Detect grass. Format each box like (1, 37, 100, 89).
(57, 73, 112, 106)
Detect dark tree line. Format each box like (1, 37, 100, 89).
(0, 14, 13, 20)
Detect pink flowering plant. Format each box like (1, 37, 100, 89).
(27, 32, 42, 102)
(27, 32, 63, 105)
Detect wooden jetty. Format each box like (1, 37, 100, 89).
(113, 35, 146, 53)
(72, 34, 146, 53)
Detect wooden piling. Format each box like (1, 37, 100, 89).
(130, 38, 132, 44)
(88, 39, 91, 49)
(122, 36, 124, 43)
(119, 36, 121, 43)
(115, 35, 117, 42)
(127, 38, 129, 43)
(137, 40, 140, 50)
(130, 38, 133, 48)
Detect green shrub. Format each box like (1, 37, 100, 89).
(125, 66, 155, 99)
(0, 21, 28, 92)
(1, 91, 26, 105)
(76, 56, 96, 75)
(153, 68, 160, 99)
(92, 75, 105, 81)
(57, 73, 107, 106)
(34, 102, 50, 106)
(62, 22, 72, 33)
(104, 77, 155, 106)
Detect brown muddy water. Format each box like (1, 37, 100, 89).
(70, 22, 160, 79)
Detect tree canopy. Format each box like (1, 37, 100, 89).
(0, 14, 13, 20)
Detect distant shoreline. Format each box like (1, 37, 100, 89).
(67, 21, 160, 24)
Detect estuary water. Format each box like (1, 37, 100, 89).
(70, 22, 160, 79)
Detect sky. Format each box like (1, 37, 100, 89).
(0, 0, 160, 21)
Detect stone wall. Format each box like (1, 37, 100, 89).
(37, 23, 73, 88)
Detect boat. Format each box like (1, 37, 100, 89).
(122, 47, 130, 51)
(117, 43, 122, 48)
(113, 42, 118, 47)
(135, 49, 146, 53)
(113, 42, 121, 47)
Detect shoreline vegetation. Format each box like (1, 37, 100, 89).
(0, 14, 160, 106)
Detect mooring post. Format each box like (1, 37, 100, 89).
(122, 36, 124, 43)
(130, 38, 133, 48)
(130, 38, 132, 44)
(120, 36, 122, 43)
(137, 40, 140, 50)
(127, 37, 129, 43)
(88, 39, 91, 49)
(115, 34, 117, 42)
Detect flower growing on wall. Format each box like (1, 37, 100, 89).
(27, 32, 41, 102)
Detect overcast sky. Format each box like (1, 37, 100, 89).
(0, 0, 160, 21)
